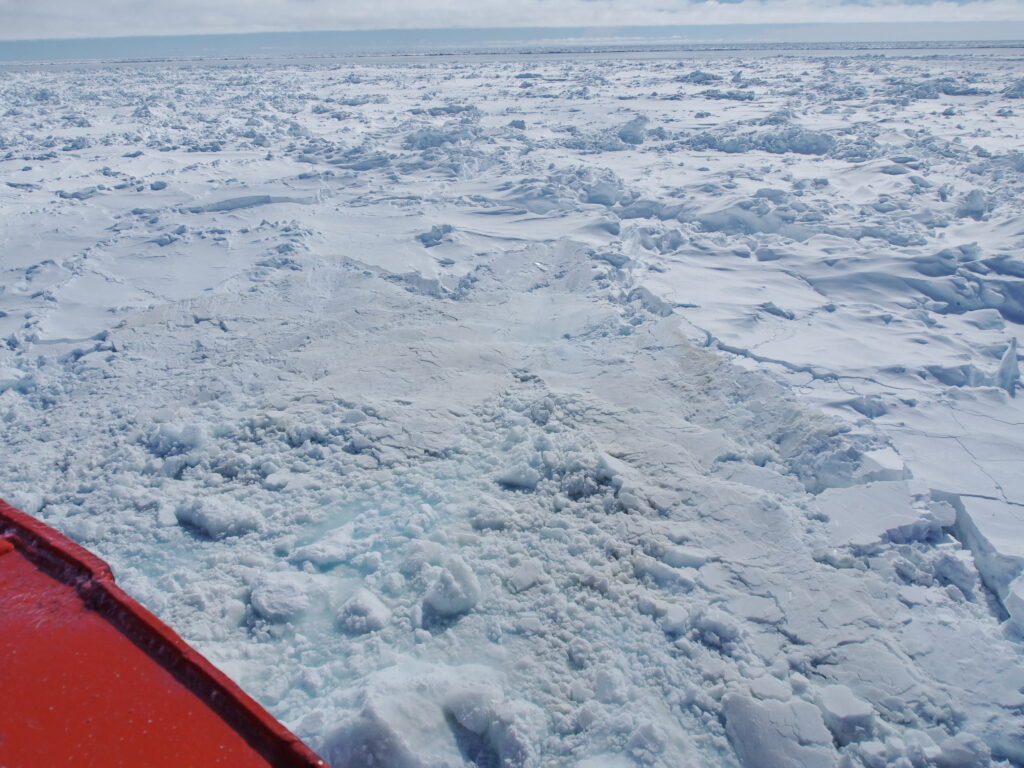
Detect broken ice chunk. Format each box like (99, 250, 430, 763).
(496, 465, 541, 491)
(325, 687, 461, 768)
(0, 366, 26, 393)
(416, 224, 454, 248)
(749, 675, 791, 701)
(324, 664, 534, 768)
(337, 589, 391, 634)
(659, 604, 689, 637)
(443, 687, 541, 768)
(617, 116, 648, 145)
(632, 554, 696, 589)
(723, 694, 837, 768)
(659, 544, 711, 569)
(995, 338, 1019, 396)
(855, 447, 909, 484)
(948, 494, 1024, 628)
(816, 481, 941, 549)
(1004, 575, 1024, 634)
(935, 732, 993, 768)
(816, 684, 874, 745)
(250, 571, 312, 623)
(468, 496, 513, 531)
(424, 556, 481, 617)
(290, 522, 367, 569)
(175, 495, 261, 539)
(506, 558, 544, 593)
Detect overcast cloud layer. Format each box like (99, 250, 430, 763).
(2, 0, 1022, 41)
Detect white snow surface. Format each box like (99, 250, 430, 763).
(2, 48, 1024, 767)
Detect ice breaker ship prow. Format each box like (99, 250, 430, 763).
(0, 498, 329, 767)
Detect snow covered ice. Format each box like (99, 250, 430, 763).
(2, 44, 1024, 766)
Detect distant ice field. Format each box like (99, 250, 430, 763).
(1, 23, 1023, 66)
(1, 42, 1024, 767)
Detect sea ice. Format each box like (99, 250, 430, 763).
(2, 44, 1023, 768)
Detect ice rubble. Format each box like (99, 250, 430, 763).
(2, 48, 1024, 767)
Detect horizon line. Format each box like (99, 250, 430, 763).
(3, 20, 1023, 45)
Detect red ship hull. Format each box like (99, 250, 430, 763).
(0, 499, 329, 767)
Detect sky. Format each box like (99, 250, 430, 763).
(1, 0, 1022, 41)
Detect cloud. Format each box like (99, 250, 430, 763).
(1, 0, 1022, 41)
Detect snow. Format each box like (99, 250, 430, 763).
(2, 43, 1024, 767)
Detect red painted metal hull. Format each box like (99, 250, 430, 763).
(0, 499, 329, 767)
